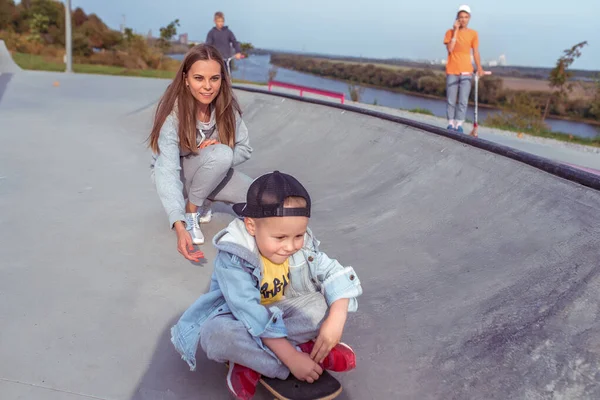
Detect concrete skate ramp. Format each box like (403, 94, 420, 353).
(1, 71, 600, 400)
(0, 40, 22, 73)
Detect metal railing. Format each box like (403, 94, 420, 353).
(267, 80, 345, 104)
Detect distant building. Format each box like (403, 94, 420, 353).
(147, 30, 153, 39)
(498, 54, 507, 66)
(487, 60, 498, 67)
(179, 33, 188, 45)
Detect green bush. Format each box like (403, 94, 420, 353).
(485, 92, 549, 134)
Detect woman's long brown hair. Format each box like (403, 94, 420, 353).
(148, 44, 242, 154)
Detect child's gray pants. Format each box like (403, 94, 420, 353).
(199, 292, 328, 379)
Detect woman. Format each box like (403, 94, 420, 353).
(149, 44, 253, 262)
(443, 4, 486, 133)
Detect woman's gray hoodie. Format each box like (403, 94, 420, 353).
(150, 109, 252, 228)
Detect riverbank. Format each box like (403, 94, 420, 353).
(269, 54, 600, 127)
(265, 63, 600, 146)
(273, 63, 600, 127)
(314, 57, 596, 99)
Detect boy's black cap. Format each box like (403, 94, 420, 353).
(232, 171, 311, 218)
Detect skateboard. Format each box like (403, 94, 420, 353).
(225, 363, 343, 400)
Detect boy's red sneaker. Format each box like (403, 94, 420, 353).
(226, 362, 261, 400)
(297, 341, 357, 372)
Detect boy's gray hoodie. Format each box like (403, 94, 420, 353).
(205, 26, 241, 59)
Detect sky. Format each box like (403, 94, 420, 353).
(68, 0, 599, 70)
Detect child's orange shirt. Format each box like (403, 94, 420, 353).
(443, 28, 479, 75)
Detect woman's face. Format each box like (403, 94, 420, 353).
(458, 11, 470, 28)
(185, 59, 222, 106)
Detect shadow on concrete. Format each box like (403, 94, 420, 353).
(129, 316, 217, 400)
(129, 316, 355, 400)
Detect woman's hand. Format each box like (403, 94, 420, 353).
(174, 221, 204, 261)
(453, 19, 460, 30)
(198, 139, 219, 150)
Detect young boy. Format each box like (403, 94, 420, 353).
(205, 11, 243, 61)
(171, 171, 363, 400)
(443, 4, 486, 133)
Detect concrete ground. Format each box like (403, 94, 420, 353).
(235, 83, 600, 173)
(2, 69, 600, 400)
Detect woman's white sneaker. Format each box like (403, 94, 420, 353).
(197, 207, 213, 224)
(185, 213, 205, 245)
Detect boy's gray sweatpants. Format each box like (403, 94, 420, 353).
(181, 144, 252, 206)
(446, 74, 473, 122)
(200, 292, 328, 379)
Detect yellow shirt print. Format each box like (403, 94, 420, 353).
(260, 256, 290, 305)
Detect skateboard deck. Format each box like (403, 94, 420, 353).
(224, 363, 342, 400)
(259, 370, 342, 400)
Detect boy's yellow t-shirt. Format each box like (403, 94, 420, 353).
(259, 255, 290, 305)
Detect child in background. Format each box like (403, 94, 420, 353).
(205, 11, 243, 61)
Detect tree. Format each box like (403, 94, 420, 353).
(0, 0, 16, 30)
(78, 14, 121, 49)
(240, 42, 254, 57)
(543, 41, 587, 120)
(72, 7, 88, 27)
(72, 31, 91, 56)
(12, 2, 31, 33)
(477, 76, 503, 105)
(28, 13, 49, 43)
(123, 27, 135, 42)
(590, 75, 600, 120)
(30, 0, 62, 28)
(157, 19, 179, 52)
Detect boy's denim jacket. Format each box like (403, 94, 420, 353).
(170, 218, 363, 371)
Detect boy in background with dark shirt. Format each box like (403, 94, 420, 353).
(206, 11, 242, 61)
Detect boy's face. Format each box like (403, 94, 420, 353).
(214, 17, 225, 29)
(457, 11, 470, 28)
(244, 216, 309, 264)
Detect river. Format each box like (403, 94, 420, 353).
(170, 54, 599, 139)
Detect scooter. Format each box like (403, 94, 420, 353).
(469, 70, 492, 137)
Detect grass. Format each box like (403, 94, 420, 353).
(398, 104, 600, 147)
(486, 122, 600, 147)
(11, 53, 264, 85)
(13, 52, 177, 79)
(408, 107, 435, 116)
